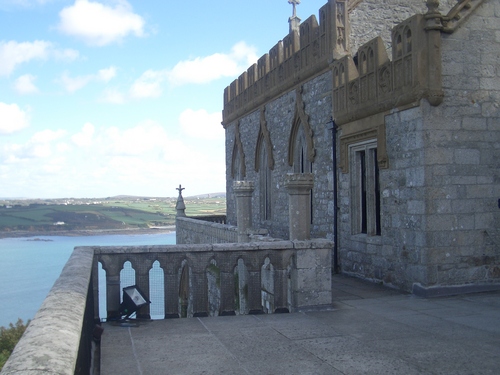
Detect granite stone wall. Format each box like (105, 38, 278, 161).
(349, 0, 458, 52)
(420, 0, 500, 287)
(225, 71, 335, 241)
(339, 0, 500, 292)
(224, 0, 499, 293)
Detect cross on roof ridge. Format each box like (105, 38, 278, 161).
(289, 0, 300, 18)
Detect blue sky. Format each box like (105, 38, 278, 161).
(0, 0, 323, 198)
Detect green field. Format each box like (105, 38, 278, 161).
(0, 196, 226, 233)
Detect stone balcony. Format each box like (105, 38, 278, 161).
(0, 238, 332, 374)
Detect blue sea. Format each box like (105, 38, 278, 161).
(0, 232, 176, 328)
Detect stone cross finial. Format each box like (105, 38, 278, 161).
(289, 0, 300, 18)
(175, 184, 186, 217)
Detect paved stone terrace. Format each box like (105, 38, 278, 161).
(101, 275, 500, 374)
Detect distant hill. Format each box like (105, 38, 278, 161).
(0, 194, 226, 235)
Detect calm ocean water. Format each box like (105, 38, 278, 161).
(0, 232, 176, 327)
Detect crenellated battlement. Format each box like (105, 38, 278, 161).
(332, 0, 485, 125)
(332, 14, 430, 125)
(223, 0, 485, 128)
(222, 0, 349, 126)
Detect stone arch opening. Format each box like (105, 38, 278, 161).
(149, 260, 164, 320)
(98, 261, 106, 320)
(120, 261, 135, 304)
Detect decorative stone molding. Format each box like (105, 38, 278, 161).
(255, 107, 275, 171)
(288, 86, 316, 166)
(332, 14, 431, 125)
(231, 121, 246, 179)
(339, 113, 388, 173)
(441, 0, 485, 33)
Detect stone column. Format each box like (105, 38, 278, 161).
(106, 273, 121, 320)
(135, 268, 151, 320)
(233, 181, 255, 243)
(285, 173, 314, 240)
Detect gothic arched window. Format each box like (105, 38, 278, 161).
(256, 133, 272, 221)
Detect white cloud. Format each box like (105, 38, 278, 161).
(71, 122, 95, 147)
(98, 66, 117, 82)
(129, 69, 166, 99)
(59, 71, 91, 92)
(0, 102, 30, 134)
(58, 0, 145, 46)
(100, 88, 125, 104)
(1, 128, 66, 163)
(0, 118, 226, 197)
(104, 121, 170, 156)
(127, 42, 258, 100)
(30, 129, 67, 143)
(0, 40, 79, 76)
(179, 109, 224, 140)
(58, 66, 116, 92)
(167, 42, 258, 86)
(13, 74, 39, 94)
(0, 40, 50, 76)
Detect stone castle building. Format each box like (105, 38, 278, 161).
(221, 0, 500, 295)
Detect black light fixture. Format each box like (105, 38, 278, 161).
(119, 285, 150, 319)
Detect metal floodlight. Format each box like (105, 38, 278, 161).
(119, 285, 150, 319)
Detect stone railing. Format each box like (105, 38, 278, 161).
(176, 216, 238, 244)
(1, 247, 98, 375)
(1, 240, 332, 374)
(96, 240, 333, 319)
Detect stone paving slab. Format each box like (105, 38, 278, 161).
(101, 275, 500, 374)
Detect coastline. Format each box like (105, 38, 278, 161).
(0, 226, 176, 239)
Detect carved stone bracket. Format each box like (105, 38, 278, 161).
(441, 0, 485, 33)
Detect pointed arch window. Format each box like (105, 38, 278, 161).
(256, 133, 272, 221)
(231, 131, 246, 181)
(289, 120, 313, 223)
(294, 124, 312, 174)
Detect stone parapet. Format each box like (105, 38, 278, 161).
(95, 239, 333, 317)
(1, 247, 96, 375)
(1, 239, 333, 373)
(176, 216, 237, 244)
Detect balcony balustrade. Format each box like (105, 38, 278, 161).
(1, 238, 332, 374)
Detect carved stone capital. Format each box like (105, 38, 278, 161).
(284, 173, 314, 194)
(233, 180, 255, 197)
